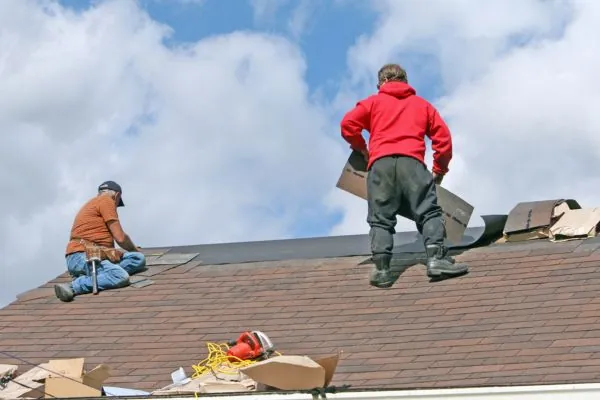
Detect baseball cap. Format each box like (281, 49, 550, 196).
(98, 180, 125, 207)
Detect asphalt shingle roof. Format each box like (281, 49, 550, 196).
(2, 236, 600, 392)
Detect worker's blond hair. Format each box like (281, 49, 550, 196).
(377, 63, 408, 88)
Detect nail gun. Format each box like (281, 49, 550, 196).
(227, 331, 274, 361)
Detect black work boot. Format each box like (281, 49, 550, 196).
(369, 254, 394, 288)
(54, 283, 75, 302)
(425, 244, 468, 278)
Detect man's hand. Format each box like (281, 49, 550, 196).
(433, 172, 444, 185)
(360, 148, 369, 162)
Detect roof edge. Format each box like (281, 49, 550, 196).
(85, 382, 600, 400)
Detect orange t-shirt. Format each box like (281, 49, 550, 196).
(65, 195, 120, 256)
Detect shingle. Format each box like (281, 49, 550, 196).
(2, 237, 600, 391)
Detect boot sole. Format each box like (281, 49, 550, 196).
(369, 279, 394, 288)
(427, 267, 469, 278)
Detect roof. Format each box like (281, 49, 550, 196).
(2, 205, 600, 393)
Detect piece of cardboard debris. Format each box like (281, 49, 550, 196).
(44, 358, 110, 399)
(152, 365, 256, 395)
(0, 364, 17, 379)
(503, 199, 581, 242)
(336, 151, 473, 244)
(550, 208, 600, 242)
(241, 353, 340, 391)
(0, 363, 49, 399)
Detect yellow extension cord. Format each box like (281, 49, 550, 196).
(191, 341, 282, 379)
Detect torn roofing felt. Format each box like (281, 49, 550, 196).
(143, 214, 507, 266)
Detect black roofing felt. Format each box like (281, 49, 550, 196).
(144, 214, 507, 266)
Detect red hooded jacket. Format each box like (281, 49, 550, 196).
(340, 81, 452, 175)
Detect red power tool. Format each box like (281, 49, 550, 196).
(227, 331, 274, 361)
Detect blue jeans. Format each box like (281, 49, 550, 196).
(65, 251, 146, 295)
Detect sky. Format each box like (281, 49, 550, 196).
(1, 0, 599, 307)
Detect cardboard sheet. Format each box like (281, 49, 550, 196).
(550, 208, 600, 241)
(241, 353, 340, 391)
(152, 366, 256, 395)
(335, 151, 474, 244)
(44, 358, 110, 399)
(0, 363, 50, 399)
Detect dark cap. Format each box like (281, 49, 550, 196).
(98, 180, 125, 207)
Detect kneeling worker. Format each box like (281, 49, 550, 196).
(340, 63, 469, 288)
(55, 181, 146, 302)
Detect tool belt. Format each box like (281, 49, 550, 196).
(71, 237, 124, 264)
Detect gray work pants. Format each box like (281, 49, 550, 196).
(367, 155, 445, 257)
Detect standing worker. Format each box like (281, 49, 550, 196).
(340, 63, 469, 288)
(54, 181, 146, 302)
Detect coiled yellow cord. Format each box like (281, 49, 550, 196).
(191, 342, 282, 379)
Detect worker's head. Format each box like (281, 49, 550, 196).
(98, 180, 125, 207)
(377, 63, 408, 89)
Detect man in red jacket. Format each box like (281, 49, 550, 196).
(340, 63, 469, 288)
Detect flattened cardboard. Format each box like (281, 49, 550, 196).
(550, 208, 600, 242)
(0, 363, 50, 399)
(0, 364, 17, 378)
(335, 151, 473, 244)
(336, 151, 368, 200)
(44, 358, 110, 399)
(241, 353, 340, 391)
(503, 199, 581, 241)
(45, 379, 100, 398)
(47, 358, 84, 378)
(152, 366, 256, 395)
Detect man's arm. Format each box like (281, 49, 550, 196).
(340, 101, 371, 153)
(98, 196, 139, 252)
(426, 104, 453, 177)
(107, 221, 138, 252)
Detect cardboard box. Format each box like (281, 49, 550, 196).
(241, 353, 339, 391)
(44, 358, 110, 398)
(336, 151, 474, 244)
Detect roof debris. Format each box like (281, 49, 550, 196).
(503, 199, 581, 241)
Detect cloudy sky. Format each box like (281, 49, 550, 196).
(1, 0, 599, 307)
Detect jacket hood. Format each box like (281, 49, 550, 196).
(379, 81, 416, 99)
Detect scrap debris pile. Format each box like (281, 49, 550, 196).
(0, 331, 342, 399)
(501, 199, 600, 242)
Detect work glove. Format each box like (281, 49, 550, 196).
(433, 172, 444, 185)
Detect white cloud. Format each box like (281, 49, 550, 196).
(327, 0, 600, 235)
(249, 0, 319, 40)
(249, 0, 289, 24)
(0, 0, 347, 306)
(287, 0, 318, 40)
